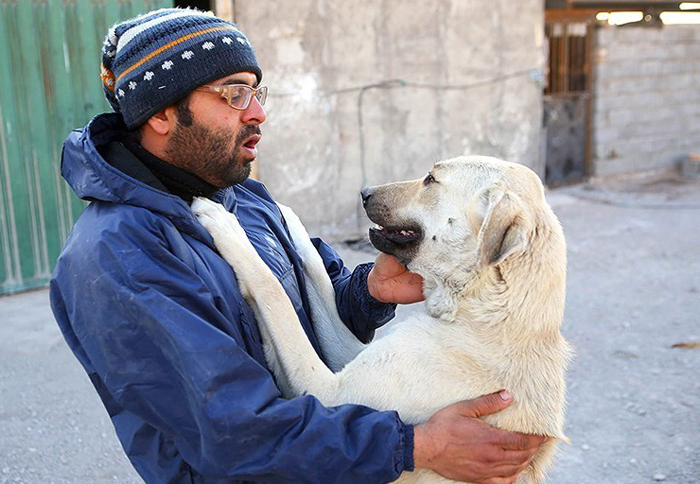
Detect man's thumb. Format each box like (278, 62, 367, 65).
(461, 391, 514, 418)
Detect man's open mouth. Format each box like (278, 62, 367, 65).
(243, 134, 261, 151)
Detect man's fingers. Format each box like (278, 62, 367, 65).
(498, 448, 538, 466)
(419, 394, 546, 483)
(457, 390, 514, 418)
(484, 459, 533, 481)
(374, 253, 405, 275)
(498, 431, 547, 452)
(406, 272, 424, 286)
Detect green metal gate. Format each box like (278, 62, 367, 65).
(0, 0, 171, 295)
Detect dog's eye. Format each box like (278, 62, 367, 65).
(424, 173, 436, 185)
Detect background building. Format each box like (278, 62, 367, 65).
(544, 0, 700, 180)
(0, 0, 698, 294)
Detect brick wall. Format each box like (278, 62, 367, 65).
(592, 25, 700, 177)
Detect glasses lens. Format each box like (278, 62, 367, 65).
(255, 86, 268, 107)
(227, 86, 251, 109)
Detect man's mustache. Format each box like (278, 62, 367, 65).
(236, 125, 261, 143)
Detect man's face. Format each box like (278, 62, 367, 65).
(164, 71, 266, 188)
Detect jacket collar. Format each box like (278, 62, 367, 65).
(61, 113, 237, 245)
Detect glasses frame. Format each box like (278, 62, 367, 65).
(194, 83, 268, 111)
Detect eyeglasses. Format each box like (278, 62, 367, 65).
(195, 84, 268, 110)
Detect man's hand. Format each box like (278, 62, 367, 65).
(367, 253, 425, 304)
(414, 392, 546, 484)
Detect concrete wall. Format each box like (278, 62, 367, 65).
(234, 0, 546, 239)
(592, 25, 700, 177)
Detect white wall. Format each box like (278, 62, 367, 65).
(592, 25, 700, 177)
(236, 0, 546, 239)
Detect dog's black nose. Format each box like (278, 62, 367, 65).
(360, 188, 373, 207)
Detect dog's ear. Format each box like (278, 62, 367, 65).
(469, 187, 528, 268)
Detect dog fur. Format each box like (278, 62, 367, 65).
(192, 155, 572, 483)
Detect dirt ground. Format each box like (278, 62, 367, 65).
(1, 172, 698, 484)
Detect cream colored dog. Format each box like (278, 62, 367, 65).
(192, 155, 571, 484)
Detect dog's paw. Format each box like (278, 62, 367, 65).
(191, 197, 252, 252)
(192, 197, 242, 236)
(191, 197, 226, 227)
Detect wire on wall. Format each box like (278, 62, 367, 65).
(270, 68, 544, 228)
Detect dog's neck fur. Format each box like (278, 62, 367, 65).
(424, 210, 567, 344)
(420, 211, 570, 441)
(470, 238, 564, 336)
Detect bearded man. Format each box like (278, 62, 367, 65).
(50, 8, 543, 484)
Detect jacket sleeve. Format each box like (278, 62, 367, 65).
(311, 238, 396, 344)
(50, 213, 412, 483)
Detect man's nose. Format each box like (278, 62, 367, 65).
(241, 97, 267, 125)
(360, 188, 373, 207)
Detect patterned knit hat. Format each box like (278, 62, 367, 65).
(100, 8, 262, 129)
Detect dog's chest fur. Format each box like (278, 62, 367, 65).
(334, 315, 567, 437)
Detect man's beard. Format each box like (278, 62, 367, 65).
(164, 120, 260, 188)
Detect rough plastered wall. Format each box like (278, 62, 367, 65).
(235, 0, 545, 239)
(592, 25, 700, 177)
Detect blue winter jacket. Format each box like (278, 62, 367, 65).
(50, 113, 414, 483)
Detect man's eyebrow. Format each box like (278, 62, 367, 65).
(221, 77, 258, 87)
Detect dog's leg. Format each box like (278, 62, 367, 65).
(192, 198, 341, 401)
(277, 203, 365, 371)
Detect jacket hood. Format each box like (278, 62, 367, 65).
(61, 113, 234, 240)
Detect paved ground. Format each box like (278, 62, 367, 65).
(1, 172, 698, 483)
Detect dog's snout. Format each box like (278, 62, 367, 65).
(361, 188, 373, 207)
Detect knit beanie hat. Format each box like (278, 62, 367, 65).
(100, 8, 262, 129)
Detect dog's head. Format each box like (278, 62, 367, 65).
(363, 155, 565, 320)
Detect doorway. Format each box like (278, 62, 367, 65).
(543, 15, 594, 185)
